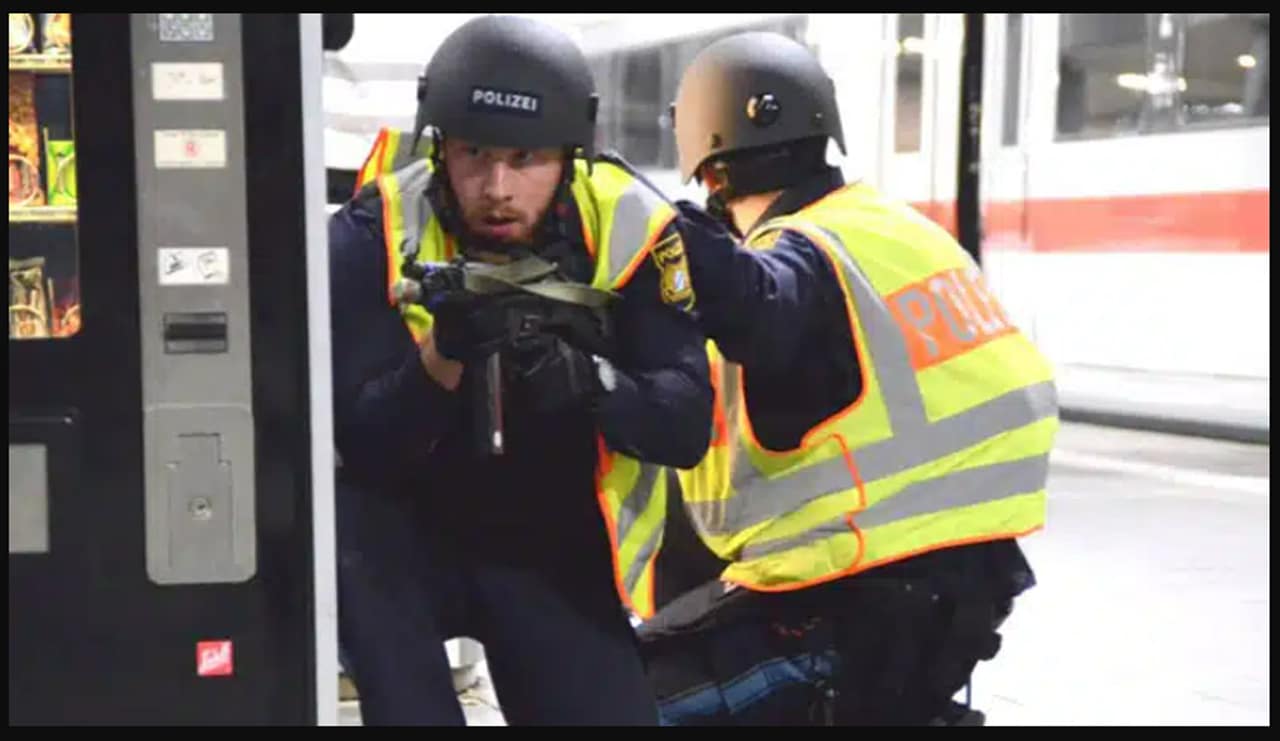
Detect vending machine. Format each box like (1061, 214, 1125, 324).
(9, 14, 337, 724)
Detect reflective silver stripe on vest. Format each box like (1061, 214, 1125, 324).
(607, 176, 670, 283)
(738, 453, 1050, 562)
(693, 222, 1057, 536)
(696, 361, 742, 533)
(388, 134, 421, 173)
(700, 380, 1058, 533)
(391, 160, 434, 262)
(616, 462, 663, 596)
(615, 463, 659, 546)
(803, 222, 929, 434)
(625, 522, 664, 597)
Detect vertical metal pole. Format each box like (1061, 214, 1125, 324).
(956, 13, 985, 264)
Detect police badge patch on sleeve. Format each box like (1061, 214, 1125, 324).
(651, 230, 696, 309)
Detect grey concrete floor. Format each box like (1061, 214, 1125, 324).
(975, 423, 1269, 725)
(341, 423, 1270, 726)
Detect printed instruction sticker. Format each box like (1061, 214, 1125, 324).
(152, 62, 225, 101)
(159, 247, 230, 286)
(154, 129, 227, 169)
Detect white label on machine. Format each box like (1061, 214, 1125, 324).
(154, 129, 227, 169)
(158, 248, 230, 286)
(152, 63, 225, 101)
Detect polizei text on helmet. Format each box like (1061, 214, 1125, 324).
(469, 87, 542, 118)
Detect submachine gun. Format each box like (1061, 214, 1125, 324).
(392, 254, 617, 456)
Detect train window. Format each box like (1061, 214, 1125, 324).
(1002, 14, 1024, 146)
(895, 13, 924, 153)
(589, 17, 810, 170)
(1059, 13, 1269, 138)
(618, 48, 664, 167)
(1056, 14, 1149, 138)
(1181, 14, 1269, 125)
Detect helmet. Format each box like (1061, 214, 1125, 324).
(414, 15, 598, 159)
(672, 32, 844, 184)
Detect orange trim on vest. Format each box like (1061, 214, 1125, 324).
(614, 213, 676, 288)
(377, 177, 397, 308)
(356, 130, 390, 194)
(708, 356, 729, 447)
(723, 431, 870, 594)
(580, 207, 597, 260)
(735, 228, 872, 457)
(594, 433, 639, 616)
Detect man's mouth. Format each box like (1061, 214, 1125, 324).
(476, 214, 521, 239)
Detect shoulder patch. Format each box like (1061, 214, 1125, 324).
(651, 230, 696, 309)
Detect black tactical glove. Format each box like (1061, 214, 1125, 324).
(431, 292, 542, 362)
(672, 199, 741, 308)
(505, 332, 605, 414)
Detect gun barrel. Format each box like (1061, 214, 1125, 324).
(471, 351, 505, 456)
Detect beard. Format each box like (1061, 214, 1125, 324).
(456, 216, 538, 261)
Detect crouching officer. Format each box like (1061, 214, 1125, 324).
(329, 15, 713, 725)
(642, 31, 1059, 726)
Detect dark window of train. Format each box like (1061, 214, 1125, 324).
(1056, 13, 1149, 138)
(587, 17, 811, 169)
(1003, 14, 1024, 146)
(895, 13, 925, 153)
(1181, 14, 1269, 125)
(620, 48, 664, 167)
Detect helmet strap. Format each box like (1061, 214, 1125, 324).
(701, 137, 827, 228)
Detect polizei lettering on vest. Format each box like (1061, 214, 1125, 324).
(468, 87, 543, 118)
(887, 266, 1017, 369)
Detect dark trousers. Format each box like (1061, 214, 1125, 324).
(642, 541, 1030, 726)
(336, 477, 658, 726)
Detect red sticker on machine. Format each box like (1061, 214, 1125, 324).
(196, 640, 233, 677)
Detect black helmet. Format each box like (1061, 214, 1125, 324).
(414, 15, 599, 159)
(672, 32, 844, 184)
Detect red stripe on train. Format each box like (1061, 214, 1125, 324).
(911, 190, 1269, 253)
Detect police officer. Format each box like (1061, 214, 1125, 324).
(647, 32, 1060, 725)
(329, 16, 712, 725)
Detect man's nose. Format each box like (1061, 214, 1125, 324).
(481, 161, 514, 202)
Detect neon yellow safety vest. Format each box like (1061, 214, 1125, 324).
(354, 130, 679, 619)
(354, 128, 433, 197)
(677, 183, 1059, 592)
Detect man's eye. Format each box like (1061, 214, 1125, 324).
(513, 151, 535, 166)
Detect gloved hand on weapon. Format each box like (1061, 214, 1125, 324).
(430, 289, 535, 362)
(399, 255, 619, 451)
(415, 260, 535, 362)
(505, 331, 606, 415)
